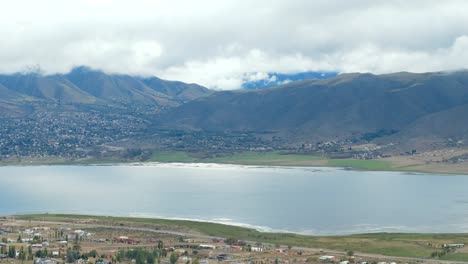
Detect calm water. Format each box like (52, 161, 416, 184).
(1, 163, 468, 235)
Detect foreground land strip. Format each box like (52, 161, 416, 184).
(8, 214, 468, 263)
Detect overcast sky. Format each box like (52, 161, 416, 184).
(1, 0, 468, 89)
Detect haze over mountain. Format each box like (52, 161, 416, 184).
(159, 71, 468, 149)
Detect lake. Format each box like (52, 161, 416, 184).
(1, 163, 468, 235)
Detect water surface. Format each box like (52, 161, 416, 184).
(1, 163, 467, 235)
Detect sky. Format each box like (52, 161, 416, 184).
(1, 0, 468, 90)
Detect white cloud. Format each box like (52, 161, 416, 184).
(1, 0, 468, 89)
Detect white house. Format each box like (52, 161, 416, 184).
(251, 247, 263, 252)
(199, 244, 216, 250)
(319, 256, 335, 261)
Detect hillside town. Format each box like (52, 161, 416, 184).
(0, 217, 464, 264)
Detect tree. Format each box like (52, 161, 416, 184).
(28, 246, 33, 260)
(116, 250, 123, 263)
(170, 253, 178, 264)
(135, 250, 145, 264)
(9, 245, 17, 258)
(158, 240, 164, 250)
(147, 254, 155, 264)
(67, 249, 80, 263)
(19, 246, 26, 263)
(73, 242, 81, 251)
(347, 250, 354, 256)
(192, 258, 200, 264)
(224, 238, 237, 245)
(89, 250, 98, 258)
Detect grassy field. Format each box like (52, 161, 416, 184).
(326, 159, 394, 171)
(440, 253, 468, 261)
(15, 214, 468, 259)
(148, 151, 199, 163)
(148, 151, 326, 166)
(148, 151, 399, 171)
(205, 151, 326, 166)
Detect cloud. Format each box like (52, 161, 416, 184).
(1, 0, 468, 89)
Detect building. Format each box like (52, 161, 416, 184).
(34, 258, 57, 264)
(319, 256, 335, 262)
(251, 246, 264, 252)
(444, 244, 465, 248)
(199, 244, 216, 250)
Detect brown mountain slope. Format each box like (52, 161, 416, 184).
(159, 71, 468, 144)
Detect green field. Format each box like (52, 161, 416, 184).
(440, 253, 468, 261)
(147, 150, 399, 171)
(149, 151, 199, 163)
(326, 159, 394, 171)
(205, 151, 325, 166)
(15, 214, 468, 259)
(149, 151, 325, 166)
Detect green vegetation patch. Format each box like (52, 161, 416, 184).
(327, 159, 393, 171)
(440, 253, 468, 261)
(148, 151, 198, 163)
(205, 151, 324, 166)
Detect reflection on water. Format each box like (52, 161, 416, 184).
(1, 163, 468, 235)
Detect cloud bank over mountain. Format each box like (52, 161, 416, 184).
(1, 0, 468, 89)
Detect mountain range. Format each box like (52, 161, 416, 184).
(159, 71, 468, 149)
(1, 68, 468, 152)
(0, 66, 212, 117)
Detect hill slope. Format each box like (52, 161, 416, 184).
(0, 67, 213, 111)
(159, 71, 468, 146)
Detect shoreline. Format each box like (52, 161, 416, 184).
(0, 158, 467, 176)
(9, 212, 468, 237)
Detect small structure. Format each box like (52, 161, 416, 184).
(444, 243, 465, 248)
(319, 256, 335, 262)
(215, 254, 233, 261)
(199, 244, 216, 250)
(34, 258, 57, 264)
(113, 236, 138, 244)
(251, 246, 264, 252)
